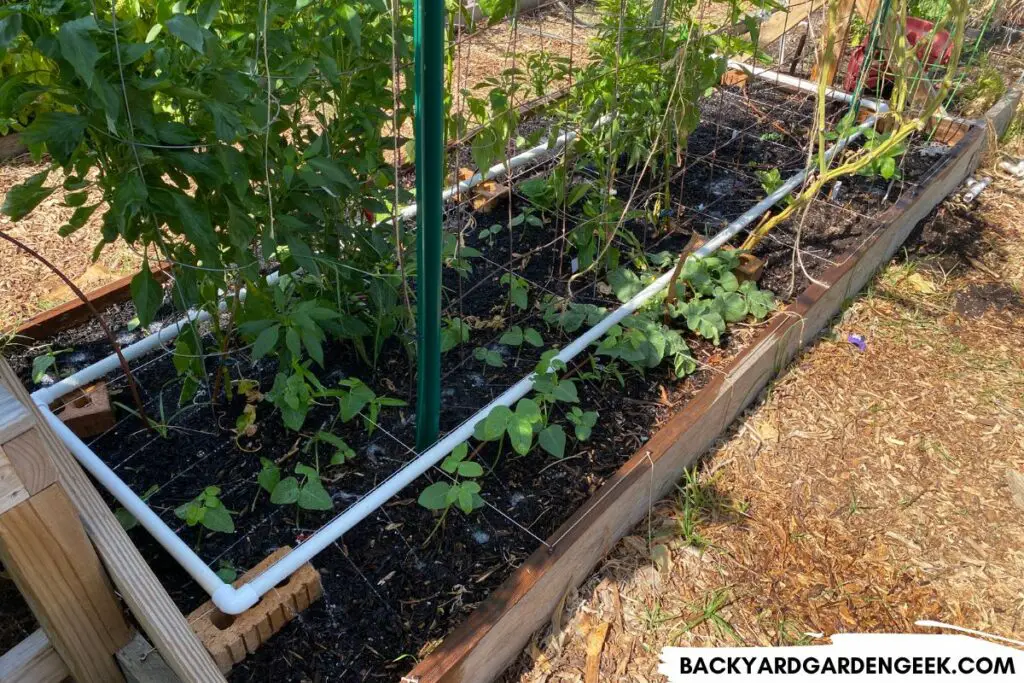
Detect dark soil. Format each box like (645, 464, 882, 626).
(0, 79, 953, 680)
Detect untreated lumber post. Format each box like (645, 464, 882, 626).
(0, 629, 69, 683)
(0, 384, 131, 682)
(0, 358, 227, 683)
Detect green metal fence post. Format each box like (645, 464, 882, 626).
(414, 0, 444, 449)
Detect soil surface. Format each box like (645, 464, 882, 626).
(0, 79, 954, 680)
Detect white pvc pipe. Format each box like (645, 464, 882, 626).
(32, 67, 883, 615)
(31, 272, 281, 407)
(397, 115, 612, 222)
(962, 176, 991, 202)
(726, 59, 889, 112)
(36, 401, 227, 596)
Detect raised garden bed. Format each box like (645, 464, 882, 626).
(4, 65, 1017, 681)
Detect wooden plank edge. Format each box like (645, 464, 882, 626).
(0, 363, 226, 683)
(9, 262, 171, 343)
(406, 120, 989, 683)
(0, 629, 69, 683)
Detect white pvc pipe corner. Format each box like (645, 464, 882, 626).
(32, 66, 883, 615)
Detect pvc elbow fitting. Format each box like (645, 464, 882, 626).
(212, 583, 261, 615)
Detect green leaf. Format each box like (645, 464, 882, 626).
(270, 476, 299, 504)
(216, 564, 237, 583)
(457, 461, 483, 478)
(198, 0, 222, 27)
(608, 268, 644, 303)
(339, 380, 375, 422)
(880, 156, 897, 180)
(515, 398, 542, 425)
(252, 324, 280, 361)
(2, 170, 53, 220)
(473, 404, 511, 442)
(538, 424, 566, 458)
(717, 270, 740, 293)
(31, 354, 55, 384)
(201, 505, 235, 534)
(499, 326, 523, 346)
(0, 14, 23, 49)
(130, 263, 163, 327)
(418, 481, 452, 511)
(510, 285, 528, 310)
(506, 415, 533, 455)
(457, 485, 476, 514)
(523, 328, 543, 347)
(319, 432, 355, 464)
(741, 281, 774, 319)
(165, 14, 205, 53)
(59, 204, 100, 237)
(57, 16, 100, 87)
(297, 478, 333, 510)
(714, 289, 747, 323)
(119, 42, 153, 65)
(257, 458, 280, 493)
(285, 326, 301, 358)
(307, 157, 357, 191)
(551, 379, 579, 403)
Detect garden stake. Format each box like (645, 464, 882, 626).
(413, 0, 444, 449)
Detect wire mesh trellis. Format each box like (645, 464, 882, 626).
(0, 0, 1016, 674)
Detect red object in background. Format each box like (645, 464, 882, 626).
(844, 17, 953, 92)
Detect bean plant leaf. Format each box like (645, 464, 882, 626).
(0, 14, 22, 49)
(258, 458, 281, 493)
(297, 478, 333, 510)
(270, 476, 300, 504)
(506, 413, 534, 455)
(457, 461, 483, 478)
(198, 0, 222, 27)
(31, 355, 56, 384)
(523, 327, 543, 347)
(538, 424, 566, 458)
(202, 505, 235, 534)
(551, 379, 579, 403)
(418, 481, 451, 511)
(166, 14, 205, 53)
(499, 326, 523, 346)
(59, 204, 101, 237)
(340, 380, 375, 422)
(473, 404, 511, 441)
(1, 170, 54, 220)
(130, 263, 163, 327)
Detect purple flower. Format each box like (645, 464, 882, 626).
(847, 334, 867, 352)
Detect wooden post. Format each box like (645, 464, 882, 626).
(813, 0, 881, 85)
(0, 359, 226, 683)
(0, 385, 131, 683)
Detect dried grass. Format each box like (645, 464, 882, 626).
(502, 176, 1024, 682)
(0, 156, 140, 335)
